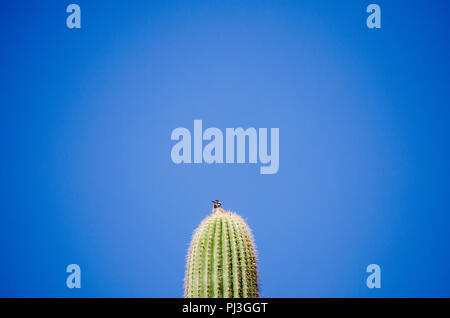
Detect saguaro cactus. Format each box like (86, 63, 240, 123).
(184, 210, 259, 298)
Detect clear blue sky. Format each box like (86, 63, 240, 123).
(1, 0, 449, 297)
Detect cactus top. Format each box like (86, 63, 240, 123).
(184, 211, 259, 298)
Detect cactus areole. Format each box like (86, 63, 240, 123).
(184, 209, 259, 298)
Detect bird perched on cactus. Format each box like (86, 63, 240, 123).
(184, 201, 259, 298)
(211, 200, 226, 214)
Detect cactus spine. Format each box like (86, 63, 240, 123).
(184, 211, 258, 298)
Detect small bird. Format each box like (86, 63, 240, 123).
(211, 200, 226, 214)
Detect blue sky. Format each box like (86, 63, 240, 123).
(1, 0, 450, 297)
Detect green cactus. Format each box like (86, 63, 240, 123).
(184, 210, 259, 298)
